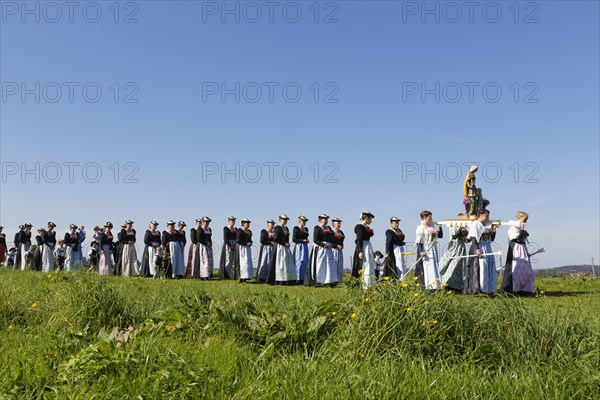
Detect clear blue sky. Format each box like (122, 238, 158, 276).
(1, 0, 598, 269)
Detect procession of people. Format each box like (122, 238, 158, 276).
(0, 209, 536, 295)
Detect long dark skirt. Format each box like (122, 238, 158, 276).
(304, 246, 317, 286)
(219, 241, 236, 279)
(464, 244, 480, 294)
(140, 245, 152, 277)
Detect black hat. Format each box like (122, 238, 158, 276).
(318, 214, 330, 220)
(241, 219, 251, 224)
(37, 228, 44, 232)
(278, 214, 289, 220)
(48, 221, 56, 228)
(228, 216, 236, 221)
(69, 224, 77, 229)
(267, 219, 275, 224)
(202, 217, 212, 223)
(125, 220, 134, 225)
(9, 247, 16, 252)
(24, 223, 33, 227)
(298, 215, 308, 222)
(390, 217, 401, 222)
(166, 220, 176, 226)
(90, 241, 98, 246)
(178, 220, 186, 227)
(104, 222, 113, 228)
(18, 225, 24, 229)
(121, 223, 126, 228)
(360, 211, 375, 219)
(332, 218, 342, 223)
(374, 251, 384, 258)
(150, 221, 159, 226)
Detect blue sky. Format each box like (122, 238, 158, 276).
(1, 0, 598, 268)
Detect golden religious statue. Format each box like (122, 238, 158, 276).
(463, 165, 483, 216)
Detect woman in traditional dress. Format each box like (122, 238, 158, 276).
(98, 222, 114, 275)
(439, 220, 469, 292)
(120, 220, 138, 276)
(173, 221, 187, 278)
(219, 216, 237, 280)
(384, 217, 406, 280)
(501, 211, 535, 295)
(14, 225, 23, 269)
(293, 216, 310, 285)
(18, 223, 32, 270)
(256, 219, 275, 282)
(140, 221, 161, 277)
(113, 223, 126, 276)
(235, 219, 254, 283)
(41, 222, 57, 272)
(64, 224, 82, 271)
(306, 214, 337, 286)
(266, 214, 297, 285)
(465, 210, 496, 294)
(415, 211, 443, 290)
(34, 228, 44, 271)
(162, 220, 177, 278)
(188, 218, 202, 278)
(330, 218, 345, 284)
(198, 217, 214, 280)
(0, 226, 6, 266)
(352, 211, 376, 289)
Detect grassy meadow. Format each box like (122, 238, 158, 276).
(1, 270, 599, 399)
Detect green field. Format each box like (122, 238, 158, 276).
(1, 270, 599, 399)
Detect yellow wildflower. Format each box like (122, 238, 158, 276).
(414, 293, 419, 297)
(331, 311, 337, 316)
(415, 283, 421, 287)
(351, 313, 357, 318)
(31, 303, 37, 308)
(383, 276, 390, 281)
(432, 320, 438, 324)
(401, 283, 408, 288)
(8, 324, 14, 330)
(412, 277, 418, 281)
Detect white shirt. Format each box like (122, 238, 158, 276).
(505, 220, 524, 241)
(415, 223, 439, 245)
(468, 220, 493, 242)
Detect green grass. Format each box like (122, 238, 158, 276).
(1, 270, 599, 399)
